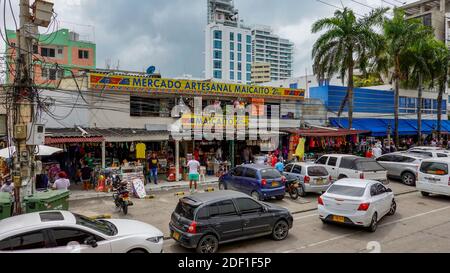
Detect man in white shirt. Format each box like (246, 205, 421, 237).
(52, 171, 71, 190)
(186, 154, 200, 194)
(373, 144, 383, 158)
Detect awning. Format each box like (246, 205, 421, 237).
(45, 137, 105, 144)
(330, 118, 450, 137)
(282, 128, 369, 137)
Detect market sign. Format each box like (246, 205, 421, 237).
(88, 73, 305, 100)
(181, 114, 249, 128)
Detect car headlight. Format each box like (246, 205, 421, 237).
(146, 236, 163, 243)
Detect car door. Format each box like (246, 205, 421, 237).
(369, 184, 388, 217)
(316, 156, 329, 167)
(377, 155, 396, 176)
(234, 198, 272, 236)
(229, 167, 245, 191)
(47, 228, 111, 253)
(282, 164, 294, 179)
(0, 230, 52, 253)
(241, 168, 259, 195)
(375, 183, 392, 216)
(290, 165, 303, 181)
(326, 156, 339, 179)
(207, 200, 243, 242)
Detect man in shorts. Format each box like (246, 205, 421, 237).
(186, 154, 200, 194)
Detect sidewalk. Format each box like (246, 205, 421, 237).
(69, 176, 219, 201)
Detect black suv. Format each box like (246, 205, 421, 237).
(169, 190, 293, 253)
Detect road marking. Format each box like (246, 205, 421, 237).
(294, 214, 318, 221)
(282, 205, 450, 253)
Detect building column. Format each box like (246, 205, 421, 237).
(175, 140, 180, 181)
(101, 141, 106, 169)
(441, 0, 446, 12)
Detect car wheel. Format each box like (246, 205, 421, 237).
(218, 182, 226, 191)
(367, 213, 378, 233)
(338, 175, 347, 180)
(196, 235, 219, 254)
(251, 191, 262, 201)
(272, 220, 289, 241)
(401, 172, 416, 186)
(298, 184, 307, 197)
(288, 187, 299, 200)
(388, 200, 397, 216)
(321, 219, 328, 225)
(421, 191, 430, 197)
(276, 195, 285, 201)
(128, 249, 148, 254)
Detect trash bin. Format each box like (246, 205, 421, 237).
(24, 190, 70, 213)
(0, 192, 12, 220)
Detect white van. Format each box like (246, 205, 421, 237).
(417, 158, 450, 197)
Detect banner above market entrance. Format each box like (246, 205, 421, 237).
(88, 73, 305, 100)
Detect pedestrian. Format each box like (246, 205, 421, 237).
(242, 147, 250, 164)
(373, 144, 382, 159)
(148, 153, 159, 185)
(81, 163, 93, 191)
(53, 171, 71, 190)
(275, 158, 284, 173)
(0, 175, 14, 194)
(186, 154, 200, 194)
(271, 153, 277, 167)
(365, 146, 374, 158)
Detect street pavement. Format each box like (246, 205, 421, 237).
(68, 180, 450, 253)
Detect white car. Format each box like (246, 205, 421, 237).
(315, 154, 388, 183)
(0, 211, 164, 253)
(417, 158, 450, 197)
(408, 147, 450, 158)
(318, 179, 396, 232)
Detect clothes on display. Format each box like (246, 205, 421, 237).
(135, 143, 146, 159)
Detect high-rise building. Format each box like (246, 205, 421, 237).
(251, 62, 270, 84)
(205, 0, 252, 84)
(252, 25, 294, 82)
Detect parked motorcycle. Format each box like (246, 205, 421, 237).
(284, 176, 300, 200)
(112, 177, 133, 215)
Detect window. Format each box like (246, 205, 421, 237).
(230, 43, 234, 51)
(246, 44, 251, 53)
(209, 200, 237, 217)
(377, 155, 394, 162)
(308, 166, 328, 176)
(78, 50, 89, 59)
(238, 43, 242, 52)
(340, 157, 357, 169)
(238, 63, 242, 71)
(230, 32, 234, 41)
(57, 48, 63, 55)
(246, 73, 251, 82)
(260, 168, 282, 179)
(130, 96, 161, 117)
(245, 168, 258, 179)
(230, 61, 234, 70)
(230, 71, 234, 80)
(175, 201, 196, 220)
(230, 52, 235, 61)
(328, 185, 366, 197)
(213, 60, 222, 69)
(0, 231, 46, 251)
(234, 166, 245, 177)
(327, 157, 338, 167)
(238, 33, 242, 42)
(235, 198, 263, 215)
(420, 162, 449, 175)
(437, 153, 448, 158)
(41, 47, 55, 57)
(238, 53, 242, 61)
(213, 50, 222, 59)
(246, 64, 251, 71)
(196, 207, 209, 220)
(246, 35, 252, 44)
(237, 72, 242, 81)
(246, 54, 252, 62)
(423, 14, 432, 27)
(214, 30, 222, 40)
(214, 40, 222, 49)
(355, 160, 385, 172)
(284, 164, 293, 172)
(213, 70, 222, 79)
(51, 228, 100, 247)
(316, 156, 328, 165)
(292, 165, 302, 174)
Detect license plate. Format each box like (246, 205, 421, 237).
(332, 215, 345, 223)
(173, 231, 181, 241)
(315, 178, 325, 185)
(272, 182, 279, 187)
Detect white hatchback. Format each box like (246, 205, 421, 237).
(417, 158, 450, 197)
(0, 211, 164, 253)
(318, 179, 396, 232)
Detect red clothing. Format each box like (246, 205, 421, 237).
(271, 156, 277, 167)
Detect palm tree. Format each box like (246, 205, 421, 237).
(311, 7, 387, 129)
(381, 8, 432, 147)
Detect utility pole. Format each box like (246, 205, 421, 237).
(12, 0, 35, 215)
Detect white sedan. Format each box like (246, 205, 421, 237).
(318, 179, 397, 232)
(0, 211, 164, 253)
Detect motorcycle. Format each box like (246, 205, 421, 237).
(112, 177, 133, 215)
(284, 175, 300, 200)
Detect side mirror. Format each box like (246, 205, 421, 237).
(85, 237, 98, 248)
(386, 188, 393, 193)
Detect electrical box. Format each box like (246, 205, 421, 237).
(26, 123, 45, 146)
(14, 125, 27, 140)
(32, 0, 54, 27)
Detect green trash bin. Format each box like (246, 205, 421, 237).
(0, 192, 12, 220)
(24, 190, 70, 213)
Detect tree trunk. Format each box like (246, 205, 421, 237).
(347, 63, 354, 130)
(437, 76, 446, 140)
(417, 74, 423, 145)
(394, 58, 400, 148)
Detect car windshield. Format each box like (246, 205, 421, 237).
(308, 166, 328, 176)
(420, 162, 449, 176)
(327, 185, 366, 197)
(74, 213, 117, 236)
(355, 160, 385, 172)
(175, 201, 196, 220)
(260, 168, 282, 179)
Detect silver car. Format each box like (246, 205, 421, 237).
(376, 152, 428, 186)
(283, 162, 331, 197)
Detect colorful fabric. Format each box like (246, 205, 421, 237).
(295, 138, 306, 160)
(136, 143, 146, 159)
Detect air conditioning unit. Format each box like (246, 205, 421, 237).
(32, 0, 54, 27)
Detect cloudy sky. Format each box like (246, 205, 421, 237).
(3, 0, 418, 78)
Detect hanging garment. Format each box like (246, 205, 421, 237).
(295, 138, 306, 160)
(309, 138, 315, 148)
(135, 143, 146, 159)
(130, 142, 135, 153)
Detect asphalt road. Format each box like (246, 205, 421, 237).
(69, 180, 450, 253)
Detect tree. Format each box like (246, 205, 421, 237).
(311, 7, 387, 129)
(381, 8, 432, 147)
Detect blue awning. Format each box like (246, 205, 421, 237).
(329, 118, 450, 137)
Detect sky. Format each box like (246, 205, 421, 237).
(2, 0, 419, 79)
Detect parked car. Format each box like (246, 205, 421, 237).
(318, 179, 396, 232)
(407, 147, 450, 158)
(169, 190, 293, 253)
(0, 211, 164, 253)
(315, 154, 388, 183)
(376, 152, 428, 186)
(417, 158, 450, 197)
(283, 162, 332, 197)
(219, 164, 286, 201)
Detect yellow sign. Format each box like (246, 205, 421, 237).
(89, 73, 305, 100)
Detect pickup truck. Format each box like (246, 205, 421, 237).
(315, 154, 388, 183)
